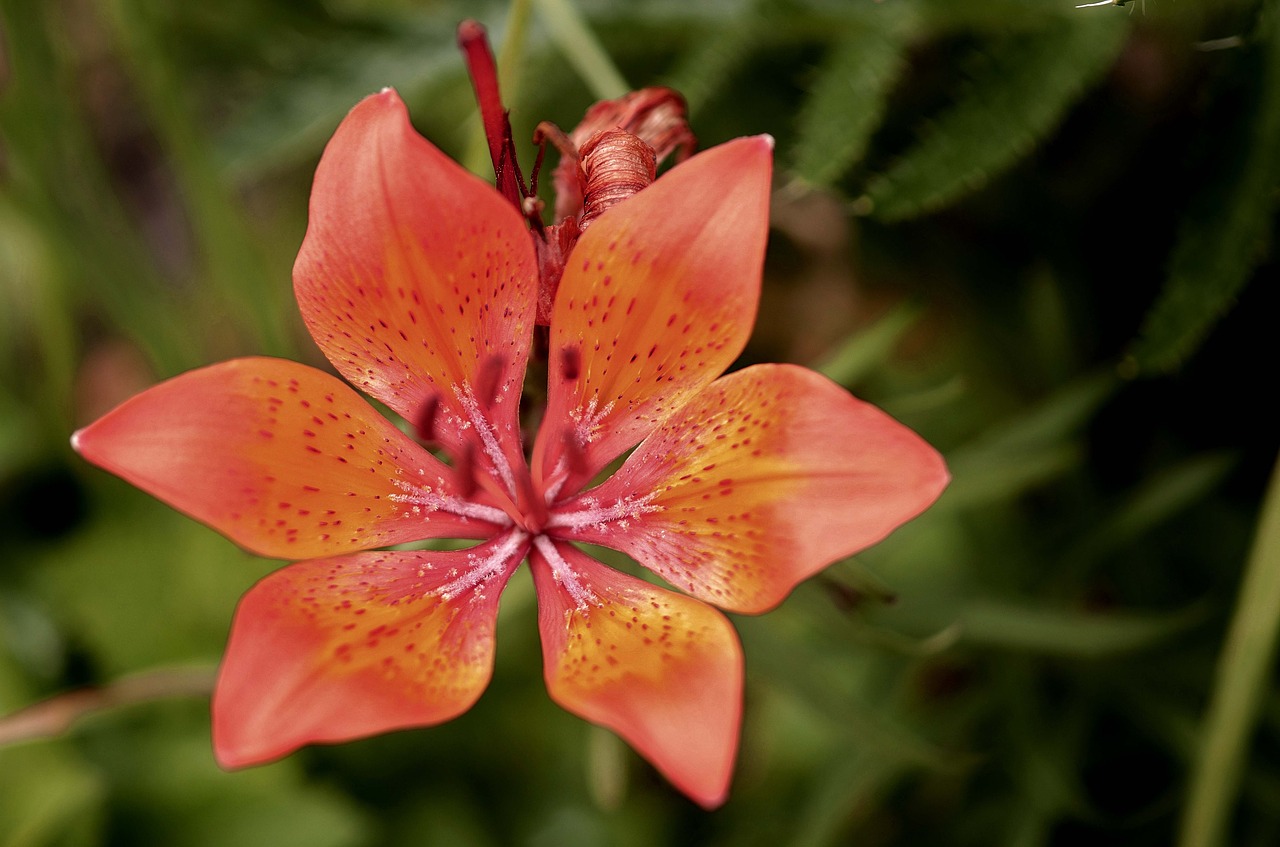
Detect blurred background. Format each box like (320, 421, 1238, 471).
(1, 0, 1277, 845)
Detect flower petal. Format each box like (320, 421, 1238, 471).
(530, 539, 742, 808)
(535, 136, 773, 492)
(557, 364, 949, 614)
(72, 357, 502, 559)
(214, 531, 528, 767)
(293, 89, 537, 486)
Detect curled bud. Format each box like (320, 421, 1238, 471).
(531, 88, 699, 326)
(578, 129, 658, 230)
(552, 87, 696, 224)
(570, 87, 695, 164)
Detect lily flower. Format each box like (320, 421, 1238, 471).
(72, 65, 947, 807)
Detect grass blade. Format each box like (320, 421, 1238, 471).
(1178, 453, 1280, 847)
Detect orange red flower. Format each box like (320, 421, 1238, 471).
(73, 79, 947, 807)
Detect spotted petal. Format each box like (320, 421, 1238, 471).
(530, 539, 742, 808)
(534, 136, 773, 493)
(214, 531, 529, 767)
(294, 89, 537, 489)
(72, 357, 498, 559)
(556, 364, 949, 614)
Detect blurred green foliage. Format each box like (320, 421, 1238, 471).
(1, 0, 1278, 845)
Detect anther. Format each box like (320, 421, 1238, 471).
(560, 345, 582, 381)
(414, 394, 440, 445)
(562, 430, 591, 480)
(474, 354, 508, 408)
(454, 442, 478, 500)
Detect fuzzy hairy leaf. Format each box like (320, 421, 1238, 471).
(863, 16, 1128, 221)
(1128, 16, 1280, 374)
(663, 5, 772, 112)
(791, 18, 910, 188)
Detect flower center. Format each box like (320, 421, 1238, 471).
(399, 378, 664, 542)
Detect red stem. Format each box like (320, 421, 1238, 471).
(457, 20, 527, 209)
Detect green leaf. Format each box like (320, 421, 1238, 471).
(662, 3, 772, 112)
(102, 0, 322, 360)
(532, 0, 629, 99)
(815, 303, 921, 386)
(790, 18, 910, 188)
(862, 16, 1128, 220)
(941, 444, 1083, 510)
(955, 599, 1199, 659)
(1127, 19, 1280, 374)
(0, 0, 199, 376)
(1073, 453, 1235, 563)
(89, 724, 370, 847)
(0, 744, 103, 847)
(212, 15, 469, 179)
(940, 372, 1119, 508)
(787, 751, 910, 847)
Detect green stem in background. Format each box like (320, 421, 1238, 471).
(0, 0, 196, 381)
(101, 0, 294, 361)
(532, 0, 629, 100)
(498, 0, 535, 107)
(1178, 453, 1280, 847)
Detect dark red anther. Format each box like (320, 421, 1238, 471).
(564, 434, 591, 482)
(414, 394, 440, 445)
(454, 442, 478, 499)
(559, 345, 582, 381)
(474, 354, 508, 408)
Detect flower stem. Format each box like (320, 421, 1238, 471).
(531, 0, 629, 100)
(0, 666, 215, 747)
(1178, 452, 1280, 847)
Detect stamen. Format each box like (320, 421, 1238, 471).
(546, 491, 662, 533)
(560, 345, 581, 381)
(568, 395, 615, 447)
(538, 394, 607, 504)
(533, 535, 597, 610)
(474, 354, 507, 407)
(438, 529, 529, 601)
(390, 475, 513, 526)
(528, 132, 549, 199)
(453, 441, 479, 500)
(414, 394, 440, 445)
(532, 121, 580, 162)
